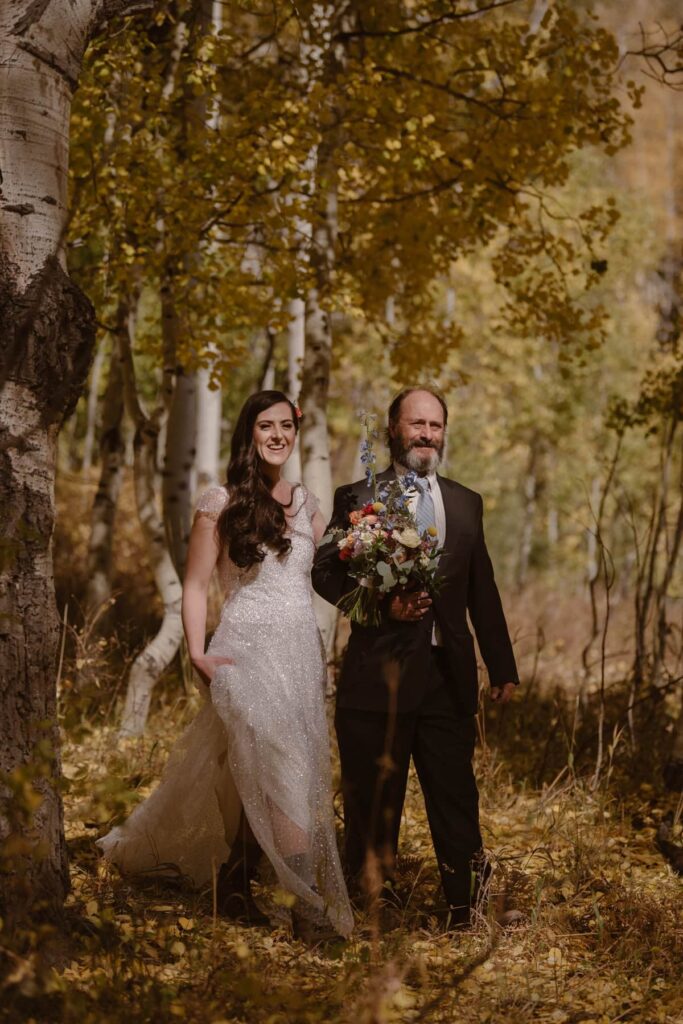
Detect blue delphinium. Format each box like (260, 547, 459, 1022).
(358, 412, 379, 496)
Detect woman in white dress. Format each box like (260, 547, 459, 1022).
(98, 391, 353, 942)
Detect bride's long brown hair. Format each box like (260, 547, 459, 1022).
(217, 390, 300, 569)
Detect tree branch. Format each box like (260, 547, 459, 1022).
(623, 21, 683, 90)
(333, 0, 524, 42)
(91, 0, 153, 36)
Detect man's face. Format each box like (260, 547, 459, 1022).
(389, 391, 446, 475)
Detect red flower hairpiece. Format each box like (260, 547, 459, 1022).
(294, 401, 303, 420)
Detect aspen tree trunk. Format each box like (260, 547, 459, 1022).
(162, 363, 197, 578)
(515, 441, 538, 591)
(300, 186, 339, 652)
(118, 306, 184, 738)
(0, 0, 150, 918)
(159, 0, 219, 577)
(160, 267, 190, 576)
(81, 337, 106, 472)
(284, 298, 305, 484)
(258, 328, 277, 390)
(301, 257, 335, 522)
(192, 0, 223, 495)
(85, 334, 125, 611)
(195, 366, 221, 490)
(297, 5, 352, 652)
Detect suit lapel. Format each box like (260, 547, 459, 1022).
(436, 475, 456, 553)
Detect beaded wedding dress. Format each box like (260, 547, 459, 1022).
(97, 484, 353, 938)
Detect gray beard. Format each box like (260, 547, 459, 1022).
(390, 436, 443, 476)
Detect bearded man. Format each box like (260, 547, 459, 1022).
(312, 386, 518, 927)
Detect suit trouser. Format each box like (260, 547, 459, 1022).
(335, 648, 484, 916)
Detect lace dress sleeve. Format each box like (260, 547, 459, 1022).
(194, 486, 228, 522)
(300, 486, 321, 521)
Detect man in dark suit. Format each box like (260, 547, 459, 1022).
(312, 387, 518, 927)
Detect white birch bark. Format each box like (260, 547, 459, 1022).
(300, 182, 338, 653)
(85, 336, 125, 611)
(0, 0, 151, 918)
(118, 305, 184, 739)
(283, 297, 305, 484)
(296, 4, 352, 652)
(195, 365, 222, 490)
(192, 0, 224, 496)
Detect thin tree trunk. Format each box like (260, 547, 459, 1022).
(297, 6, 353, 650)
(81, 336, 106, 472)
(118, 303, 184, 738)
(633, 415, 676, 686)
(581, 439, 622, 682)
(192, 1, 224, 496)
(284, 298, 305, 484)
(162, 364, 198, 578)
(652, 428, 683, 684)
(257, 327, 277, 391)
(300, 184, 337, 525)
(586, 475, 601, 586)
(85, 332, 125, 611)
(0, 0, 149, 919)
(195, 365, 221, 490)
(158, 0, 220, 577)
(300, 185, 338, 652)
(515, 441, 538, 591)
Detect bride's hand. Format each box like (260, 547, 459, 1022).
(191, 654, 235, 686)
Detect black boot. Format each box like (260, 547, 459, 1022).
(438, 851, 491, 932)
(216, 841, 269, 926)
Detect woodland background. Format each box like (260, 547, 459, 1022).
(1, 0, 682, 1021)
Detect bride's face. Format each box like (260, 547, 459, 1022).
(252, 402, 297, 468)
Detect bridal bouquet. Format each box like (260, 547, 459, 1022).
(323, 414, 443, 627)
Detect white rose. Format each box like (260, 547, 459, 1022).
(395, 528, 421, 549)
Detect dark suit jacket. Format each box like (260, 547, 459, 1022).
(312, 468, 519, 714)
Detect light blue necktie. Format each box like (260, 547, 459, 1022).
(414, 477, 436, 535)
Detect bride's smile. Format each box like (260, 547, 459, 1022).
(253, 402, 297, 468)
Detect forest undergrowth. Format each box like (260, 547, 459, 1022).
(2, 476, 682, 1023)
(3, 681, 682, 1024)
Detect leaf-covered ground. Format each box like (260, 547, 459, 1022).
(4, 690, 681, 1024)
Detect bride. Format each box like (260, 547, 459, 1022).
(98, 390, 353, 942)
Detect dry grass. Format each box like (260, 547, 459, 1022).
(3, 473, 679, 1022)
(3, 683, 681, 1024)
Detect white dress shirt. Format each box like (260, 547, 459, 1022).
(393, 464, 446, 645)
